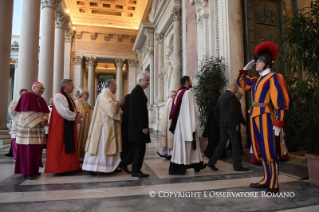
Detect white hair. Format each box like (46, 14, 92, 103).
(136, 73, 150, 84)
(105, 79, 115, 88)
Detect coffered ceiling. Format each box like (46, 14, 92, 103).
(63, 0, 150, 29)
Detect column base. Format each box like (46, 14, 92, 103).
(0, 130, 11, 145)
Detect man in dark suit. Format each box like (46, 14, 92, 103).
(119, 73, 151, 177)
(208, 83, 249, 172)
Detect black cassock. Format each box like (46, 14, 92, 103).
(202, 94, 227, 159)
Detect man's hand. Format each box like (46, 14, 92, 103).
(243, 60, 255, 70)
(118, 98, 125, 106)
(75, 115, 83, 124)
(236, 125, 239, 131)
(273, 126, 282, 136)
(143, 128, 149, 134)
(40, 119, 47, 127)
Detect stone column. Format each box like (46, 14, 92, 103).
(171, 7, 182, 90)
(155, 33, 164, 102)
(72, 56, 84, 98)
(0, 0, 13, 141)
(115, 58, 125, 100)
(123, 72, 128, 96)
(38, 0, 61, 103)
(16, 0, 41, 100)
(53, 11, 69, 95)
(83, 72, 88, 86)
(127, 59, 139, 93)
(12, 59, 19, 100)
(95, 73, 98, 100)
(86, 57, 97, 106)
(144, 29, 154, 105)
(64, 30, 74, 78)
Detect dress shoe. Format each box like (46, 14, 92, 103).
(118, 163, 131, 174)
(112, 168, 122, 173)
(207, 163, 219, 171)
(87, 171, 97, 176)
(165, 155, 172, 160)
(4, 153, 13, 158)
(131, 171, 149, 178)
(266, 187, 279, 194)
(234, 166, 249, 171)
(24, 175, 34, 180)
(34, 172, 42, 176)
(168, 170, 185, 175)
(195, 163, 207, 173)
(250, 183, 268, 188)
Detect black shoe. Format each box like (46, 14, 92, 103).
(87, 171, 97, 176)
(112, 168, 122, 173)
(34, 172, 42, 176)
(168, 170, 185, 175)
(266, 187, 279, 194)
(165, 155, 172, 160)
(250, 183, 268, 188)
(207, 163, 219, 171)
(4, 153, 13, 158)
(195, 163, 207, 173)
(157, 151, 166, 158)
(131, 171, 149, 178)
(118, 163, 131, 174)
(24, 175, 34, 180)
(234, 166, 249, 171)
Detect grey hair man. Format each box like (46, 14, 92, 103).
(44, 79, 82, 175)
(119, 73, 151, 177)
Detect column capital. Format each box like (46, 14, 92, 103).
(86, 57, 97, 67)
(171, 7, 181, 21)
(65, 30, 75, 42)
(155, 33, 164, 45)
(41, 0, 61, 9)
(73, 56, 83, 65)
(11, 58, 18, 67)
(56, 11, 70, 29)
(127, 59, 139, 67)
(114, 58, 125, 69)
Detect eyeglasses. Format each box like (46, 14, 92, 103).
(36, 86, 45, 90)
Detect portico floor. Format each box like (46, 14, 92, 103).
(0, 134, 318, 212)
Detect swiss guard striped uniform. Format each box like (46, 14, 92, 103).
(236, 68, 291, 190)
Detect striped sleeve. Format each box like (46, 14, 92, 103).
(236, 69, 258, 91)
(269, 73, 291, 128)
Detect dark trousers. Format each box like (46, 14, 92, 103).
(209, 127, 242, 169)
(121, 142, 146, 173)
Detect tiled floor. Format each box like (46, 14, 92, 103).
(0, 135, 318, 212)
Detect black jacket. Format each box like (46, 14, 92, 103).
(235, 98, 246, 126)
(214, 90, 239, 128)
(202, 94, 220, 139)
(128, 85, 151, 143)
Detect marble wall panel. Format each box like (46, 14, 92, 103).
(186, 1, 197, 77)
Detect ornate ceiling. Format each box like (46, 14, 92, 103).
(63, 0, 150, 29)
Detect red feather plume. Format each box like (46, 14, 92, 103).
(254, 42, 279, 59)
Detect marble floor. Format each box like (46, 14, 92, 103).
(0, 134, 319, 212)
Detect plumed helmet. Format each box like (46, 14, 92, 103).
(254, 42, 279, 70)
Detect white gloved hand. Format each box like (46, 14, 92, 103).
(273, 126, 282, 136)
(243, 60, 255, 70)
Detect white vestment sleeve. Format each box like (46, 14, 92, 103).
(54, 93, 76, 121)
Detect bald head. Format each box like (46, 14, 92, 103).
(228, 83, 239, 95)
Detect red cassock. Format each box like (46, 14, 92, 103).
(45, 106, 80, 174)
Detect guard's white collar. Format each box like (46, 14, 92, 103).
(259, 68, 271, 76)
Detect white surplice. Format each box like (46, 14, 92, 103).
(170, 90, 203, 165)
(82, 118, 121, 173)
